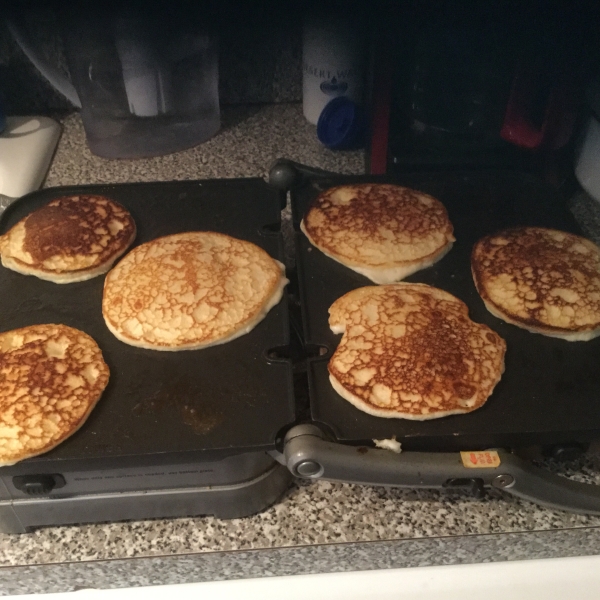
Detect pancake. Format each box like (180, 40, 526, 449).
(472, 227, 600, 341)
(328, 284, 506, 420)
(102, 232, 288, 351)
(301, 184, 455, 284)
(0, 195, 136, 283)
(0, 324, 109, 466)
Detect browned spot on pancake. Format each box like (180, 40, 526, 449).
(472, 227, 600, 336)
(23, 195, 135, 265)
(453, 382, 476, 399)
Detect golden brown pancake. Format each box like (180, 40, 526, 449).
(102, 232, 288, 351)
(328, 284, 506, 420)
(472, 227, 600, 341)
(0, 324, 109, 466)
(301, 184, 455, 284)
(0, 195, 136, 283)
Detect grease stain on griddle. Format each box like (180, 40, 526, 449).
(14, 296, 46, 313)
(133, 379, 223, 435)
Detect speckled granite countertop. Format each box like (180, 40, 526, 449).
(3, 103, 600, 595)
(43, 105, 364, 186)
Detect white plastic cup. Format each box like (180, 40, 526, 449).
(575, 115, 600, 203)
(302, 15, 364, 125)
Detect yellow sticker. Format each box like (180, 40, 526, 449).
(460, 450, 501, 468)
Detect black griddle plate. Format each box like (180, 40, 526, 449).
(0, 180, 294, 475)
(292, 171, 600, 451)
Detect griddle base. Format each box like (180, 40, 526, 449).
(0, 464, 291, 534)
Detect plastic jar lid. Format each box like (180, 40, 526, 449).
(317, 97, 364, 150)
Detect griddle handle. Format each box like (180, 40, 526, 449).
(283, 425, 600, 515)
(268, 159, 337, 192)
(496, 453, 600, 516)
(283, 425, 499, 489)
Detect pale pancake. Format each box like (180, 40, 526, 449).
(0, 324, 109, 466)
(328, 284, 506, 420)
(0, 195, 136, 283)
(301, 184, 455, 284)
(102, 232, 288, 351)
(472, 227, 600, 341)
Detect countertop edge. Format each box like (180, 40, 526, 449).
(3, 526, 600, 595)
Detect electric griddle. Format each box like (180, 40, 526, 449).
(1, 161, 600, 533)
(0, 179, 295, 533)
